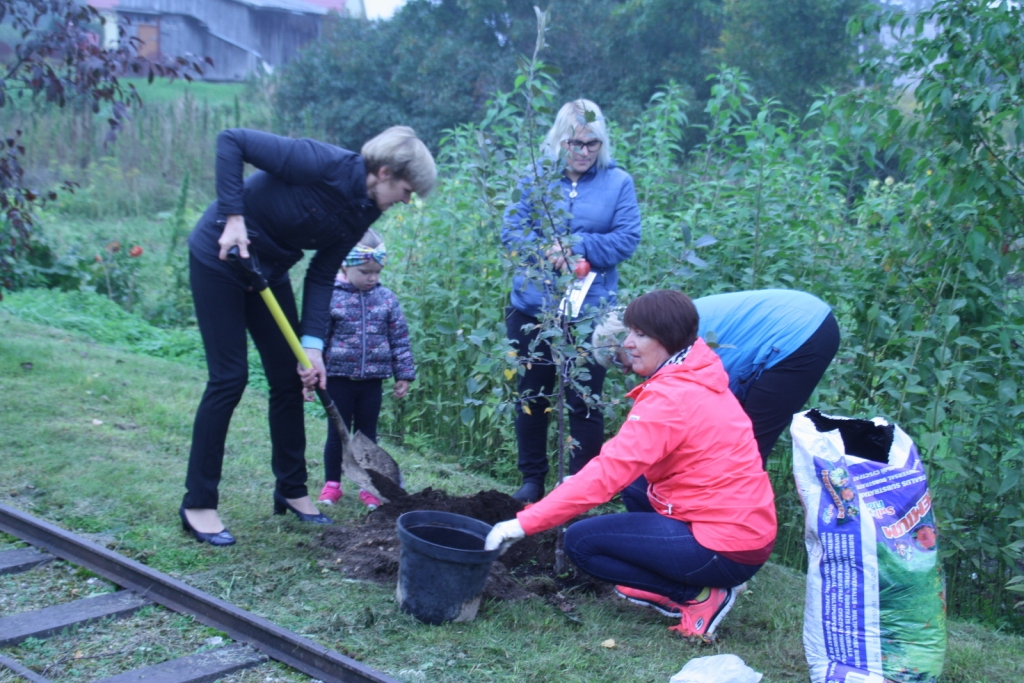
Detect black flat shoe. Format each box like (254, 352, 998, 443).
(512, 481, 545, 504)
(273, 492, 332, 524)
(179, 507, 236, 546)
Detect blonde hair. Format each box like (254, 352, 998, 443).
(540, 99, 612, 169)
(361, 126, 437, 197)
(357, 228, 383, 249)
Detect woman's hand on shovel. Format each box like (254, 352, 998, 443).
(218, 215, 251, 260)
(299, 348, 327, 401)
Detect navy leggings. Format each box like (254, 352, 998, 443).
(565, 486, 762, 603)
(322, 376, 383, 482)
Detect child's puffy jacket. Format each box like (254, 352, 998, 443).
(323, 281, 415, 381)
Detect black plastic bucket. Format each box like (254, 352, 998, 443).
(396, 510, 500, 625)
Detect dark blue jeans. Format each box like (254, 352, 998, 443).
(566, 482, 762, 603)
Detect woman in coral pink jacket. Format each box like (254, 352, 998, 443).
(486, 290, 776, 640)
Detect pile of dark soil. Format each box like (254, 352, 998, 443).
(321, 487, 609, 603)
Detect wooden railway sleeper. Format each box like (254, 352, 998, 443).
(0, 504, 400, 683)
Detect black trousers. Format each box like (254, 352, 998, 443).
(182, 254, 308, 510)
(322, 376, 383, 482)
(743, 311, 841, 465)
(506, 307, 608, 483)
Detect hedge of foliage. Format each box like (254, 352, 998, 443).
(379, 1, 1024, 628)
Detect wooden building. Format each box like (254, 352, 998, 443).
(88, 0, 363, 81)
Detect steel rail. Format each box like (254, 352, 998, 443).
(0, 653, 52, 683)
(0, 503, 401, 683)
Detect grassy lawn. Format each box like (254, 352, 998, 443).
(119, 78, 247, 107)
(1, 77, 244, 114)
(1, 314, 1022, 683)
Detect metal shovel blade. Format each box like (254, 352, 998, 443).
(348, 431, 405, 503)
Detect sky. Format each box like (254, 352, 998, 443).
(364, 0, 406, 19)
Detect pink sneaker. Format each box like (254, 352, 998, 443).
(318, 481, 342, 505)
(358, 489, 382, 510)
(615, 585, 686, 618)
(669, 587, 736, 641)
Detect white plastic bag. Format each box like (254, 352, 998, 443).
(793, 409, 946, 683)
(669, 654, 762, 683)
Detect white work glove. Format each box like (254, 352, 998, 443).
(484, 519, 525, 553)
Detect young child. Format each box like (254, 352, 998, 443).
(318, 229, 415, 509)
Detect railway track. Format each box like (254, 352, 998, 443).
(0, 503, 400, 683)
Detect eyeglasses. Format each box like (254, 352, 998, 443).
(565, 138, 602, 154)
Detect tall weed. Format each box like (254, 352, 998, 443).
(14, 90, 265, 218)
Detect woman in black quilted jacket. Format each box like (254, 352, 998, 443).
(180, 127, 435, 546)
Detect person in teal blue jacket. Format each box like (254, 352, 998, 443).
(596, 289, 839, 467)
(694, 289, 839, 464)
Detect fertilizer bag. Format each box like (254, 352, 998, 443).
(792, 409, 946, 683)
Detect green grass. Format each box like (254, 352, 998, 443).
(123, 78, 247, 107)
(1, 313, 1022, 682)
(1, 77, 244, 113)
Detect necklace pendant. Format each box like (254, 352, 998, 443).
(569, 182, 578, 199)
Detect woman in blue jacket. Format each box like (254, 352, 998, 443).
(501, 99, 642, 503)
(181, 127, 435, 546)
(694, 289, 840, 464)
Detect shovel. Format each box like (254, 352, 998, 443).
(227, 247, 405, 503)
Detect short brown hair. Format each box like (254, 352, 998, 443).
(622, 290, 699, 355)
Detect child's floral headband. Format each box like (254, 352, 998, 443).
(343, 243, 387, 268)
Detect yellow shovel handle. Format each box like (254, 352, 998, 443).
(258, 289, 312, 370)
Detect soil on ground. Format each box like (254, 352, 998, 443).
(320, 487, 610, 604)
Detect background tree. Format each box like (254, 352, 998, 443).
(275, 0, 868, 151)
(0, 0, 207, 296)
(864, 0, 1024, 241)
(275, 0, 530, 148)
(718, 0, 866, 113)
(575, 0, 723, 119)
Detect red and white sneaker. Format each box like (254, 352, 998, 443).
(318, 481, 342, 505)
(358, 489, 382, 510)
(615, 585, 686, 618)
(669, 587, 736, 640)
